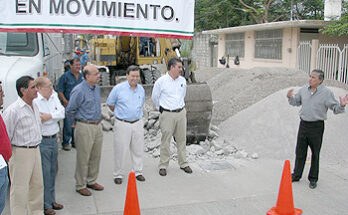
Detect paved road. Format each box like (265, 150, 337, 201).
(3, 131, 348, 215)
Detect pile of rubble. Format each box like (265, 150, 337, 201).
(101, 104, 258, 162)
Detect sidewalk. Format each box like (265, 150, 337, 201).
(3, 131, 348, 214)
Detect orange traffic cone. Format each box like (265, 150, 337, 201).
(124, 172, 141, 215)
(267, 160, 302, 215)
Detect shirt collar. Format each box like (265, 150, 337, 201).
(165, 73, 175, 81)
(126, 81, 139, 91)
(82, 80, 95, 90)
(18, 97, 30, 108)
(307, 83, 324, 93)
(37, 92, 54, 101)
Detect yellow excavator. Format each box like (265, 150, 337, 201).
(87, 35, 212, 143)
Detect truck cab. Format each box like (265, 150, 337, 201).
(0, 32, 66, 110)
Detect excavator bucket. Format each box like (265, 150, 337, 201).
(100, 82, 213, 143)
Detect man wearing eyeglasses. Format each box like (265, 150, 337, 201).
(34, 77, 65, 215)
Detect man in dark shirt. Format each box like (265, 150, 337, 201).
(57, 58, 83, 150)
(287, 69, 348, 189)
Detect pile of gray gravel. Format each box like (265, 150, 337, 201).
(194, 67, 348, 126)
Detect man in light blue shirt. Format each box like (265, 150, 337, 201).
(107, 65, 146, 184)
(66, 65, 104, 196)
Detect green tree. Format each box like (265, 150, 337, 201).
(195, 0, 326, 31)
(291, 0, 324, 20)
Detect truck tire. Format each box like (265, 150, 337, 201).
(143, 69, 153, 84)
(100, 71, 110, 86)
(152, 70, 161, 83)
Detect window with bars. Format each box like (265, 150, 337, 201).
(255, 29, 282, 59)
(225, 33, 244, 58)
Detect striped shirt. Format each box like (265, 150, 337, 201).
(288, 84, 345, 121)
(2, 97, 42, 147)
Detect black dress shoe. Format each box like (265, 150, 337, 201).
(291, 174, 300, 182)
(114, 178, 122, 184)
(159, 168, 167, 176)
(309, 181, 317, 189)
(180, 166, 193, 174)
(136, 175, 145, 182)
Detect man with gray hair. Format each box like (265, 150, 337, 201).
(287, 69, 348, 189)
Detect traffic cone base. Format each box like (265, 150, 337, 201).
(267, 160, 302, 215)
(267, 207, 303, 215)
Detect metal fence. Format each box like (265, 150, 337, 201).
(297, 41, 311, 75)
(337, 45, 348, 84)
(297, 42, 348, 85)
(316, 44, 341, 81)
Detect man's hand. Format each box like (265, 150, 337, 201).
(287, 89, 294, 98)
(62, 99, 69, 107)
(339, 94, 348, 107)
(40, 112, 52, 123)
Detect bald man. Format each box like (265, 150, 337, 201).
(66, 65, 104, 196)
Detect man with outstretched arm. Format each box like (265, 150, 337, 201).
(287, 69, 348, 189)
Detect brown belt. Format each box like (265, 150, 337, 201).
(76, 119, 101, 125)
(42, 134, 57, 138)
(12, 144, 39, 149)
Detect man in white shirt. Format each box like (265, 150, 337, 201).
(2, 76, 44, 215)
(34, 77, 65, 215)
(152, 57, 192, 176)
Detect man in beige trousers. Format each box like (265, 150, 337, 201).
(66, 65, 104, 196)
(151, 57, 192, 176)
(2, 76, 44, 215)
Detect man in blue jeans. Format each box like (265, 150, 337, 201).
(57, 58, 83, 150)
(34, 77, 65, 215)
(0, 81, 12, 214)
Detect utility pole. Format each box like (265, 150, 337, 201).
(290, 0, 293, 21)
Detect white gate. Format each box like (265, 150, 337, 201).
(316, 44, 341, 80)
(338, 45, 348, 84)
(297, 41, 311, 75)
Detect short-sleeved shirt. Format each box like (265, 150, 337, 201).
(80, 53, 88, 68)
(56, 70, 83, 100)
(107, 81, 145, 121)
(2, 97, 42, 147)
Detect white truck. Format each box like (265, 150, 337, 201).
(0, 32, 73, 109)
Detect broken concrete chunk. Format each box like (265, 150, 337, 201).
(148, 111, 160, 120)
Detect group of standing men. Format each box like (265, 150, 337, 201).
(1, 76, 64, 215)
(0, 57, 193, 215)
(106, 57, 192, 185)
(2, 56, 346, 215)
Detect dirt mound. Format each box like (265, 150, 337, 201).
(195, 67, 309, 125)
